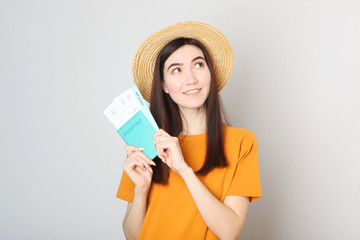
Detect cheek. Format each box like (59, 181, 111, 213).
(164, 78, 183, 93)
(205, 72, 211, 85)
(199, 71, 211, 87)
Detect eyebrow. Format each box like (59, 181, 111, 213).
(166, 56, 205, 71)
(192, 56, 205, 62)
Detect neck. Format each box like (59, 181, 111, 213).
(180, 106, 207, 135)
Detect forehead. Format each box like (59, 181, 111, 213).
(164, 45, 204, 65)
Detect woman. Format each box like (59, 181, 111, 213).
(117, 22, 262, 240)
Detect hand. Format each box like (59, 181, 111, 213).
(123, 145, 156, 193)
(153, 129, 189, 176)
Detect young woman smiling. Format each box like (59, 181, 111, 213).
(116, 22, 262, 240)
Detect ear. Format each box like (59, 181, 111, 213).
(162, 82, 169, 94)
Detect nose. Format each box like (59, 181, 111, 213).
(185, 69, 198, 85)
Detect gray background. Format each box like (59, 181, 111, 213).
(1, 0, 359, 239)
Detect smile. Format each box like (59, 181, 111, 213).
(183, 89, 201, 94)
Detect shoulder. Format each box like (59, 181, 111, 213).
(223, 125, 259, 163)
(223, 125, 257, 145)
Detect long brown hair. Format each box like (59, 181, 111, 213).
(150, 37, 227, 184)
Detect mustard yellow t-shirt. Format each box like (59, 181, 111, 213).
(117, 125, 262, 240)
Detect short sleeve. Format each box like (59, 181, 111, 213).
(116, 171, 135, 202)
(226, 132, 262, 202)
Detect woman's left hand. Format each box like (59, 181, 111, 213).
(153, 129, 189, 175)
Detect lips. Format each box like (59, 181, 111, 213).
(183, 88, 201, 94)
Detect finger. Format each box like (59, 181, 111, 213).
(137, 157, 151, 169)
(155, 142, 166, 163)
(157, 152, 167, 164)
(125, 151, 153, 168)
(154, 136, 177, 147)
(124, 159, 146, 173)
(133, 153, 155, 171)
(125, 152, 156, 169)
(132, 158, 151, 172)
(153, 129, 171, 145)
(159, 152, 169, 163)
(144, 166, 153, 177)
(158, 151, 169, 164)
(154, 138, 167, 160)
(125, 145, 146, 155)
(155, 139, 178, 155)
(131, 151, 156, 166)
(155, 128, 168, 136)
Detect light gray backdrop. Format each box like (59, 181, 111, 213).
(1, 0, 359, 239)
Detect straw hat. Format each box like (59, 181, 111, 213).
(133, 21, 234, 102)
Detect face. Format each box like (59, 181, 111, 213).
(162, 44, 211, 112)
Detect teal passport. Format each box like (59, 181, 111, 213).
(117, 110, 158, 159)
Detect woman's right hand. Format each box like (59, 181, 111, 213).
(123, 145, 156, 194)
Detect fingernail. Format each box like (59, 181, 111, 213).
(139, 147, 146, 151)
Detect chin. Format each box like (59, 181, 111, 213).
(180, 103, 206, 111)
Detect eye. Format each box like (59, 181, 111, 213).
(172, 68, 180, 74)
(195, 62, 203, 68)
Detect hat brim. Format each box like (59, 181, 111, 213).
(133, 21, 234, 102)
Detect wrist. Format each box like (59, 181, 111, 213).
(179, 166, 194, 180)
(134, 186, 150, 198)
